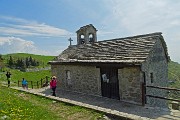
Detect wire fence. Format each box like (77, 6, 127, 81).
(142, 83, 180, 109)
(145, 85, 180, 102)
(18, 76, 50, 89)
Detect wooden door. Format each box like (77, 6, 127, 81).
(101, 67, 120, 100)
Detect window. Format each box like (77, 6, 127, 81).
(66, 70, 72, 86)
(150, 73, 153, 83)
(66, 70, 71, 80)
(80, 34, 85, 44)
(89, 34, 93, 43)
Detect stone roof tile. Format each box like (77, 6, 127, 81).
(50, 32, 169, 64)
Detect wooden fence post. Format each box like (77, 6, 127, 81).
(41, 78, 43, 88)
(45, 76, 48, 83)
(37, 81, 39, 88)
(31, 81, 33, 89)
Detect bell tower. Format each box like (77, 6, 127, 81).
(76, 24, 97, 45)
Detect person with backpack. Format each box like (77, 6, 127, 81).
(50, 76, 57, 96)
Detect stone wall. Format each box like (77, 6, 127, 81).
(141, 38, 168, 108)
(118, 67, 142, 104)
(51, 65, 101, 96)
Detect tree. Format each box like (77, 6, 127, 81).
(0, 61, 5, 72)
(8, 56, 14, 67)
(20, 59, 26, 71)
(29, 56, 33, 65)
(31, 59, 36, 66)
(25, 57, 30, 68)
(0, 54, 3, 60)
(16, 58, 21, 68)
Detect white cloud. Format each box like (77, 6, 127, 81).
(101, 0, 180, 62)
(0, 16, 72, 37)
(103, 0, 180, 34)
(0, 16, 32, 24)
(0, 37, 50, 55)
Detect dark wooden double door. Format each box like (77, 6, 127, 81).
(100, 67, 120, 100)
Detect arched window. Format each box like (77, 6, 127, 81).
(89, 34, 94, 43)
(80, 34, 85, 44)
(66, 70, 72, 86)
(66, 70, 71, 80)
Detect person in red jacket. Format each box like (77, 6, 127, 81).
(50, 76, 57, 96)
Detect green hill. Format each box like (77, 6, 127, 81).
(168, 61, 180, 88)
(2, 53, 55, 68)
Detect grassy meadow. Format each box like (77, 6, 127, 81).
(0, 69, 51, 82)
(0, 85, 104, 120)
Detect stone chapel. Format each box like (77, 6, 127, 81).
(49, 24, 170, 108)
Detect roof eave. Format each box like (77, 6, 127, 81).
(48, 60, 143, 65)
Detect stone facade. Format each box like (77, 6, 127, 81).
(51, 65, 101, 96)
(141, 38, 168, 108)
(51, 64, 143, 104)
(118, 67, 142, 104)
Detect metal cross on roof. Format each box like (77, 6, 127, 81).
(68, 37, 73, 46)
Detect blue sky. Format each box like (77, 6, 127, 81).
(0, 0, 180, 63)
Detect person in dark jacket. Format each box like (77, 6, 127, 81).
(6, 72, 11, 87)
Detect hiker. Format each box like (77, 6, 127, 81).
(22, 78, 28, 89)
(6, 72, 11, 87)
(50, 76, 57, 96)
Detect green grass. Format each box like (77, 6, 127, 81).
(1, 70, 51, 81)
(0, 84, 104, 120)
